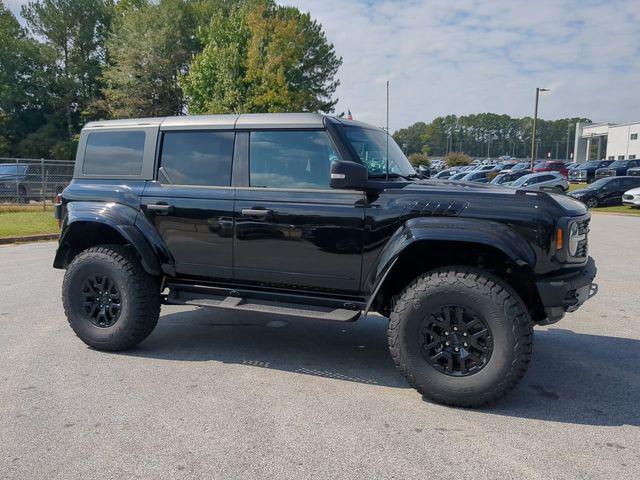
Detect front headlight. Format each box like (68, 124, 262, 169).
(568, 221, 586, 257)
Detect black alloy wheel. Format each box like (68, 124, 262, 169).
(419, 305, 493, 377)
(81, 274, 122, 327)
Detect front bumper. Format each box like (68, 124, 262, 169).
(535, 256, 598, 324)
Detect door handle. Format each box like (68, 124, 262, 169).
(241, 208, 272, 219)
(147, 203, 174, 215)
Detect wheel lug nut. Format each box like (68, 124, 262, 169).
(444, 331, 449, 336)
(445, 341, 450, 346)
(453, 327, 458, 331)
(463, 332, 467, 337)
(454, 347, 459, 352)
(463, 342, 468, 347)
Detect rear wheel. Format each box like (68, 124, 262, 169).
(62, 245, 160, 351)
(388, 267, 533, 407)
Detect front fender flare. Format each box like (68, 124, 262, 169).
(363, 217, 537, 312)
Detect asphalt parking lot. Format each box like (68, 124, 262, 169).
(0, 213, 638, 480)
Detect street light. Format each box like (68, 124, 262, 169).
(530, 87, 550, 170)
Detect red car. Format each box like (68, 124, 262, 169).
(533, 161, 569, 177)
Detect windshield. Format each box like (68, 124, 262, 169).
(511, 175, 534, 187)
(578, 161, 600, 169)
(607, 160, 630, 168)
(585, 178, 611, 190)
(0, 164, 27, 175)
(343, 127, 416, 177)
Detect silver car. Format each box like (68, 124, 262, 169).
(510, 172, 568, 194)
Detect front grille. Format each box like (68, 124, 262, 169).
(597, 170, 615, 177)
(629, 170, 640, 177)
(574, 219, 589, 258)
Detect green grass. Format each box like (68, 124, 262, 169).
(567, 183, 584, 192)
(0, 210, 58, 238)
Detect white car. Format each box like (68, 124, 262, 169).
(622, 187, 640, 207)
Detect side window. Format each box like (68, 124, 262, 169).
(159, 131, 235, 186)
(249, 130, 338, 189)
(83, 131, 145, 175)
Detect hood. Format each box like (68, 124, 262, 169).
(568, 188, 593, 197)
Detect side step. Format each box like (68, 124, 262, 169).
(165, 287, 361, 322)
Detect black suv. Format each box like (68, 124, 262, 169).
(0, 162, 72, 203)
(54, 113, 597, 407)
(568, 160, 613, 184)
(595, 159, 640, 180)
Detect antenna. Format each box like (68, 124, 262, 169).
(386, 80, 389, 182)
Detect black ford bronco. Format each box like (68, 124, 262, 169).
(54, 113, 597, 407)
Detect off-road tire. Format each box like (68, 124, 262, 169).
(62, 245, 161, 351)
(388, 267, 533, 407)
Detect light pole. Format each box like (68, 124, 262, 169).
(565, 124, 571, 161)
(530, 87, 550, 170)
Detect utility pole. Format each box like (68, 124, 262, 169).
(565, 124, 571, 161)
(555, 141, 560, 160)
(530, 87, 549, 169)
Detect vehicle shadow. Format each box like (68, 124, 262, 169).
(122, 307, 639, 427)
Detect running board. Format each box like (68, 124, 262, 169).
(165, 287, 361, 322)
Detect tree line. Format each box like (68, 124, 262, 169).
(393, 113, 592, 160)
(0, 0, 341, 159)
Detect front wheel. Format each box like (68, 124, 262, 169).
(388, 267, 533, 407)
(586, 197, 598, 209)
(62, 245, 161, 351)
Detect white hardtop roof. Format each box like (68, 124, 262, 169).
(83, 113, 379, 131)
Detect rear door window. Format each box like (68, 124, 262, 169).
(159, 131, 235, 186)
(249, 130, 338, 189)
(83, 131, 145, 175)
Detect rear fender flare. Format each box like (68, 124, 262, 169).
(54, 202, 172, 275)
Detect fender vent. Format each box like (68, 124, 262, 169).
(406, 200, 468, 218)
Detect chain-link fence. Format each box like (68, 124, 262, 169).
(0, 158, 74, 208)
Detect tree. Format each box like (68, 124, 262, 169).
(22, 0, 114, 138)
(98, 0, 197, 118)
(444, 152, 471, 167)
(408, 153, 430, 168)
(393, 122, 427, 155)
(0, 2, 56, 156)
(182, 1, 342, 114)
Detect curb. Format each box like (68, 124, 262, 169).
(591, 211, 640, 218)
(0, 233, 59, 245)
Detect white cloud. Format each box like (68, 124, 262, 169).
(285, 0, 640, 130)
(7, 0, 640, 130)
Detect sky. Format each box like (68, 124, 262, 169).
(6, 0, 640, 131)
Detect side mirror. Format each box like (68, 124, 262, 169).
(330, 160, 367, 189)
(418, 165, 431, 178)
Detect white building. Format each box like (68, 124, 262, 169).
(574, 121, 640, 162)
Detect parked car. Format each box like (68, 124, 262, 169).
(622, 187, 640, 208)
(568, 176, 640, 208)
(625, 167, 640, 177)
(448, 171, 470, 180)
(569, 160, 614, 184)
(595, 159, 640, 180)
(460, 170, 491, 183)
(510, 172, 568, 193)
(0, 162, 72, 203)
(533, 161, 569, 178)
(52, 113, 598, 408)
(565, 163, 580, 171)
(490, 170, 531, 186)
(501, 162, 531, 173)
(433, 168, 458, 179)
